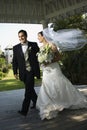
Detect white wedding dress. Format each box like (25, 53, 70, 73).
(36, 62, 87, 120)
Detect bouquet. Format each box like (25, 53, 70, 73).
(37, 44, 54, 65)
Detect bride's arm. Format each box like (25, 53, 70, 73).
(51, 43, 61, 62)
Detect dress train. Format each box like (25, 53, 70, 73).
(36, 62, 87, 120)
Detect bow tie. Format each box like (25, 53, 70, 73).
(21, 43, 27, 46)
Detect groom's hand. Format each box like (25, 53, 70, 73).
(14, 74, 19, 80)
(34, 76, 41, 79)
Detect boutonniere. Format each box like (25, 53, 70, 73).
(28, 46, 32, 52)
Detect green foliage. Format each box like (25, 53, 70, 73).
(61, 45, 87, 84)
(0, 71, 6, 79)
(0, 58, 5, 68)
(0, 79, 24, 91)
(0, 57, 9, 79)
(54, 14, 87, 31)
(0, 72, 3, 77)
(2, 66, 8, 73)
(8, 63, 12, 69)
(0, 69, 42, 91)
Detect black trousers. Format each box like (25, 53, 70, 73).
(21, 70, 37, 114)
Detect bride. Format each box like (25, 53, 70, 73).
(36, 30, 87, 120)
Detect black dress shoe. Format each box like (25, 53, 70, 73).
(18, 110, 27, 116)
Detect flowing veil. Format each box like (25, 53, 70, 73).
(43, 24, 87, 51)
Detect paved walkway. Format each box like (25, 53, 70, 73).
(0, 86, 87, 130)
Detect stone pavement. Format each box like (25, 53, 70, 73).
(0, 86, 87, 130)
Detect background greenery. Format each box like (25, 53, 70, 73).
(0, 13, 87, 91)
(54, 14, 87, 84)
(0, 69, 41, 91)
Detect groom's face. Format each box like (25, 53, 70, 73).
(18, 32, 27, 44)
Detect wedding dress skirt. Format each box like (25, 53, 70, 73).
(36, 62, 87, 120)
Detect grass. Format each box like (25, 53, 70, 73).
(0, 69, 41, 91)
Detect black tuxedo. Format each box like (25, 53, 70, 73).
(12, 41, 40, 114)
(13, 41, 40, 81)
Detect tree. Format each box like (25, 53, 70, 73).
(0, 51, 9, 79)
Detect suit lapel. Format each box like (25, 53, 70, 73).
(28, 41, 31, 48)
(27, 42, 32, 55)
(18, 43, 24, 58)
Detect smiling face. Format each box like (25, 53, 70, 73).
(38, 33, 45, 43)
(18, 32, 27, 44)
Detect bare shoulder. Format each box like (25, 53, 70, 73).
(49, 42, 57, 52)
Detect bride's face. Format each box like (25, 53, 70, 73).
(38, 34, 44, 43)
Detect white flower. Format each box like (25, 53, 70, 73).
(37, 44, 54, 64)
(28, 46, 32, 52)
(28, 47, 32, 54)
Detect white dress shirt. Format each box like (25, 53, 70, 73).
(21, 42, 28, 54)
(21, 42, 31, 71)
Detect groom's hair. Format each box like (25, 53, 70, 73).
(18, 30, 27, 37)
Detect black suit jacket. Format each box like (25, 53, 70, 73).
(12, 41, 40, 81)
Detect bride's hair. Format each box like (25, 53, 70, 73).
(38, 31, 43, 36)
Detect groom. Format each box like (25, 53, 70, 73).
(12, 30, 40, 116)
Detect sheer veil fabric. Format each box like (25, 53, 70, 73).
(43, 25, 87, 51)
